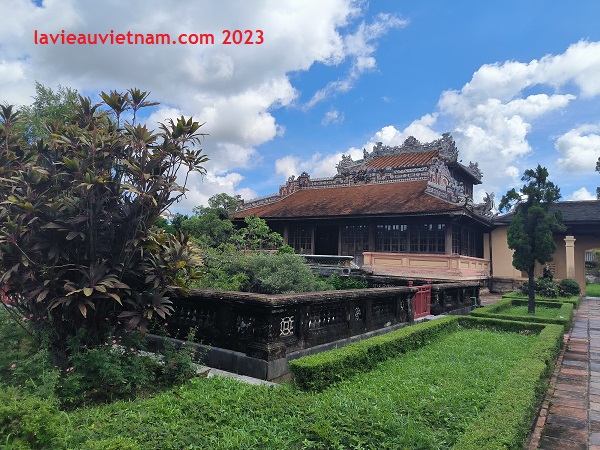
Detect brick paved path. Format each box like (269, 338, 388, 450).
(528, 296, 600, 450)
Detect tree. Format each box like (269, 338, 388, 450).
(596, 157, 600, 200)
(0, 88, 207, 366)
(14, 82, 79, 144)
(498, 165, 564, 313)
(181, 193, 239, 247)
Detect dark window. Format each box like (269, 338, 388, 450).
(288, 226, 312, 254)
(410, 223, 446, 254)
(376, 224, 407, 252)
(452, 225, 483, 257)
(341, 225, 370, 265)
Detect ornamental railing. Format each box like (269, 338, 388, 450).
(167, 286, 415, 364)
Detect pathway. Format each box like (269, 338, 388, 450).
(527, 296, 600, 450)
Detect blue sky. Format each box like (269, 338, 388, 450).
(1, 0, 599, 213)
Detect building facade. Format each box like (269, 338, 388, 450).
(234, 134, 495, 282)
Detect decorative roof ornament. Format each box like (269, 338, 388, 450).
(437, 132, 458, 162)
(336, 154, 355, 175)
(467, 161, 483, 181)
(474, 192, 496, 217)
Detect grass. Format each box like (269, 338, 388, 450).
(61, 328, 534, 449)
(472, 298, 573, 327)
(588, 283, 600, 297)
(1, 322, 537, 450)
(501, 305, 562, 319)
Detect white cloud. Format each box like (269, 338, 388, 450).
(555, 124, 600, 172)
(0, 0, 390, 209)
(321, 108, 344, 126)
(434, 40, 600, 196)
(304, 12, 408, 108)
(567, 187, 596, 201)
(273, 114, 439, 180)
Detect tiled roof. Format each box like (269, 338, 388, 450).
(494, 200, 600, 224)
(233, 180, 462, 219)
(365, 150, 439, 169)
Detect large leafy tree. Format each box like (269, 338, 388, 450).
(498, 165, 564, 313)
(0, 88, 207, 365)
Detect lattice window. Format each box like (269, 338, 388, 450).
(288, 226, 312, 254)
(410, 223, 446, 254)
(341, 225, 370, 264)
(376, 224, 408, 252)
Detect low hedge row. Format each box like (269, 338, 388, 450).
(454, 318, 563, 449)
(472, 297, 574, 326)
(502, 291, 580, 307)
(290, 315, 563, 449)
(289, 316, 459, 391)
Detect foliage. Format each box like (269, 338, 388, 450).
(0, 306, 196, 411)
(326, 274, 369, 290)
(559, 278, 581, 296)
(181, 208, 235, 247)
(57, 323, 549, 450)
(0, 385, 63, 449)
(14, 82, 79, 145)
(499, 165, 564, 313)
(243, 252, 332, 294)
(454, 321, 563, 450)
(0, 88, 207, 365)
(192, 247, 332, 294)
(471, 297, 573, 326)
(2, 308, 563, 450)
(521, 277, 560, 298)
(502, 291, 580, 306)
(290, 317, 459, 391)
(230, 215, 284, 251)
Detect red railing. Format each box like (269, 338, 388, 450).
(409, 281, 431, 319)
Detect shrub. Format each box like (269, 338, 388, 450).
(559, 278, 581, 296)
(194, 247, 333, 294)
(244, 253, 332, 294)
(521, 277, 560, 298)
(0, 385, 63, 449)
(326, 275, 368, 290)
(0, 90, 207, 365)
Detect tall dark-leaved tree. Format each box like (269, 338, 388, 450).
(498, 165, 564, 313)
(0, 88, 207, 366)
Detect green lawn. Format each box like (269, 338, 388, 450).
(588, 283, 600, 297)
(501, 305, 562, 319)
(58, 329, 534, 449)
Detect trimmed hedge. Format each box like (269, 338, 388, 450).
(290, 315, 564, 449)
(502, 291, 580, 307)
(472, 297, 573, 326)
(454, 319, 563, 450)
(289, 316, 459, 391)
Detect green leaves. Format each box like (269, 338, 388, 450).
(0, 87, 208, 356)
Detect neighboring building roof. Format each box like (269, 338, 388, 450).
(494, 200, 600, 225)
(233, 180, 464, 219)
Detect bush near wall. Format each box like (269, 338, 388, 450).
(502, 291, 580, 307)
(472, 298, 574, 327)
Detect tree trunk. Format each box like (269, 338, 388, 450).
(527, 268, 536, 314)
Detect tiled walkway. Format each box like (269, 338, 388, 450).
(528, 296, 600, 450)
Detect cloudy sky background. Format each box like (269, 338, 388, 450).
(1, 0, 599, 213)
